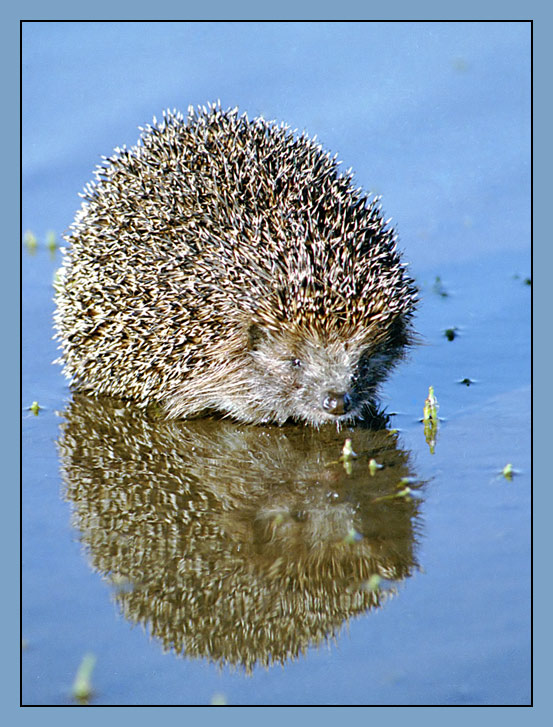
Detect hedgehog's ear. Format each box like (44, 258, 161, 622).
(247, 323, 268, 350)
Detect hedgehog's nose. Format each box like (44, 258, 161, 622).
(322, 391, 351, 416)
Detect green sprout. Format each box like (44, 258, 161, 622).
(368, 458, 383, 476)
(395, 486, 412, 498)
(340, 438, 357, 474)
(372, 486, 412, 503)
(423, 386, 439, 454)
(341, 438, 356, 460)
(29, 401, 41, 416)
(46, 230, 58, 253)
(502, 463, 515, 481)
(24, 230, 38, 253)
(423, 386, 439, 422)
(72, 653, 96, 703)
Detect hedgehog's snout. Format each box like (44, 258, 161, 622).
(322, 390, 352, 416)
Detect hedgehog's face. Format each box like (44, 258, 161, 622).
(246, 323, 401, 427)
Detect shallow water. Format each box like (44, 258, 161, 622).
(21, 241, 530, 706)
(22, 21, 530, 706)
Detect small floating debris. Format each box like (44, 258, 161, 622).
(340, 438, 357, 474)
(372, 486, 412, 503)
(29, 401, 41, 416)
(23, 230, 38, 253)
(326, 440, 357, 472)
(501, 463, 516, 481)
(458, 377, 475, 386)
(444, 327, 458, 341)
(513, 273, 531, 286)
(341, 438, 356, 460)
(46, 230, 58, 253)
(395, 486, 412, 498)
(368, 458, 383, 476)
(71, 653, 96, 704)
(432, 276, 449, 298)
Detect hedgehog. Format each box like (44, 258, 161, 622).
(54, 103, 417, 427)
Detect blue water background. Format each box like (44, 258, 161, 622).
(22, 21, 531, 706)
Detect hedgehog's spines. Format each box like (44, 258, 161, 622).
(55, 103, 417, 425)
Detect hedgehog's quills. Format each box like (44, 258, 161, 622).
(54, 103, 417, 427)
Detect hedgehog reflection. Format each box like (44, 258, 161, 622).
(58, 394, 424, 673)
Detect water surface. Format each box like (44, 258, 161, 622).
(22, 20, 530, 706)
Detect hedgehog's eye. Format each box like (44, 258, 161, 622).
(290, 358, 302, 368)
